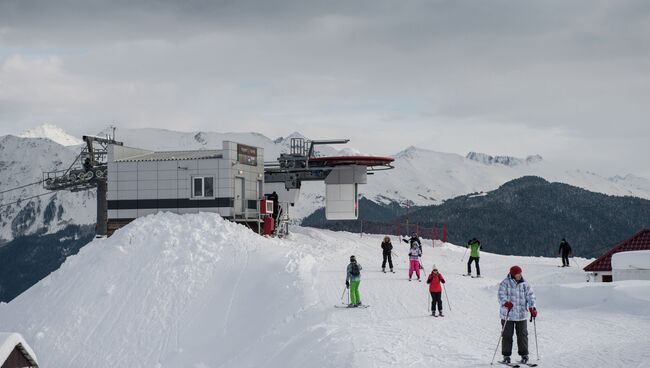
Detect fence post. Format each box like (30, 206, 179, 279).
(360, 219, 363, 238)
(443, 224, 447, 243)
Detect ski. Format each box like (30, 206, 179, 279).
(462, 274, 472, 277)
(334, 304, 370, 309)
(520, 363, 537, 367)
(497, 361, 520, 367)
(471, 275, 482, 278)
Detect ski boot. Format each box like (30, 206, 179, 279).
(438, 311, 444, 317)
(382, 267, 386, 273)
(502, 356, 511, 364)
(520, 356, 529, 364)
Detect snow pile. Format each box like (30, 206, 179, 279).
(0, 213, 345, 367)
(1, 214, 650, 367)
(19, 124, 83, 146)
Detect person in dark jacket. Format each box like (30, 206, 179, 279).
(381, 236, 394, 273)
(558, 238, 572, 267)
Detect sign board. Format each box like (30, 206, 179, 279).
(237, 144, 258, 166)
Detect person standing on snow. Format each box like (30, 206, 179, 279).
(408, 241, 422, 281)
(426, 265, 446, 317)
(558, 238, 572, 267)
(403, 232, 424, 269)
(466, 238, 482, 277)
(381, 236, 394, 273)
(345, 255, 363, 307)
(498, 265, 537, 365)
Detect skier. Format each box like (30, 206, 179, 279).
(426, 265, 446, 317)
(498, 265, 537, 366)
(381, 236, 394, 273)
(558, 238, 572, 267)
(408, 241, 422, 281)
(268, 191, 280, 222)
(345, 255, 363, 307)
(403, 232, 423, 269)
(466, 237, 482, 277)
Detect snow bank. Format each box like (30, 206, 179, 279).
(1, 215, 649, 367)
(0, 213, 346, 367)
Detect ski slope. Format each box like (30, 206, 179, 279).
(1, 213, 649, 367)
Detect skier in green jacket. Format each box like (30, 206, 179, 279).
(466, 238, 482, 277)
(345, 255, 363, 307)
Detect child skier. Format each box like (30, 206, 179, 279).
(426, 265, 446, 317)
(498, 265, 537, 365)
(381, 236, 394, 273)
(408, 241, 422, 281)
(345, 255, 363, 307)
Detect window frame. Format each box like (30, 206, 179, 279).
(191, 175, 216, 199)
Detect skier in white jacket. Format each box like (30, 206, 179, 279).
(498, 265, 537, 365)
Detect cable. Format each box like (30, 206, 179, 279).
(0, 191, 56, 209)
(0, 180, 44, 195)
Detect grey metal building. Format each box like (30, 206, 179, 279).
(106, 141, 264, 233)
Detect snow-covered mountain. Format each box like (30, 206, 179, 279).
(1, 212, 648, 367)
(19, 124, 83, 146)
(2, 125, 649, 243)
(0, 135, 95, 244)
(353, 146, 650, 207)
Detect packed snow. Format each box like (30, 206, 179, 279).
(1, 212, 649, 368)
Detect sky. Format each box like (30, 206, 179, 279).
(0, 0, 649, 177)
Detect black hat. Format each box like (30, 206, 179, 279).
(350, 255, 356, 262)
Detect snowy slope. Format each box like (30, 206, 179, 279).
(1, 212, 649, 367)
(19, 124, 84, 146)
(0, 135, 95, 243)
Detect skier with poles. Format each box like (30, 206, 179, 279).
(496, 265, 538, 366)
(465, 237, 482, 277)
(558, 238, 572, 267)
(345, 255, 363, 307)
(403, 232, 424, 269)
(381, 236, 395, 273)
(426, 264, 446, 317)
(408, 241, 422, 281)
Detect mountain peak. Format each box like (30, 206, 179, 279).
(466, 152, 542, 167)
(19, 124, 83, 146)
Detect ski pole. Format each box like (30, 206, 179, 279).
(443, 284, 452, 311)
(427, 292, 431, 313)
(461, 246, 469, 263)
(340, 285, 347, 304)
(532, 316, 539, 361)
(491, 311, 510, 365)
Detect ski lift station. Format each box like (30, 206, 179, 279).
(43, 134, 394, 237)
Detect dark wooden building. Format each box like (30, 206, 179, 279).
(0, 333, 38, 368)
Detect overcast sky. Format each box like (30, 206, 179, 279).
(1, 0, 648, 177)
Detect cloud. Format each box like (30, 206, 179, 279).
(0, 0, 648, 177)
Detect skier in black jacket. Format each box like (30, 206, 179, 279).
(559, 238, 572, 267)
(381, 236, 394, 273)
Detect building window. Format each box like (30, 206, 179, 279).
(192, 176, 215, 198)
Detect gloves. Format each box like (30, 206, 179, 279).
(441, 278, 446, 284)
(529, 307, 538, 318)
(504, 301, 513, 311)
(345, 281, 349, 288)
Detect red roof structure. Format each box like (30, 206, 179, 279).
(584, 229, 650, 272)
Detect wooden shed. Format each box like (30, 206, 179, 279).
(0, 333, 38, 368)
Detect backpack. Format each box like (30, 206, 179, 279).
(350, 262, 360, 276)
